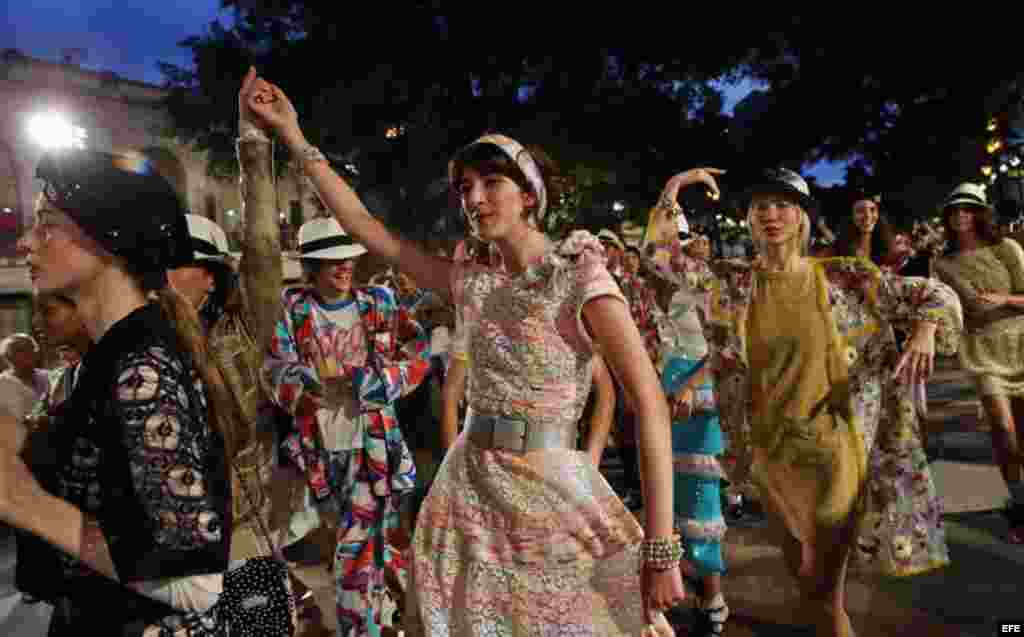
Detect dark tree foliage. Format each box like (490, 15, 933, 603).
(159, 3, 749, 237)
(161, 7, 1022, 233)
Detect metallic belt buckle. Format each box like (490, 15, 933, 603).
(491, 416, 529, 453)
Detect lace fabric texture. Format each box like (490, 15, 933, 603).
(407, 232, 673, 636)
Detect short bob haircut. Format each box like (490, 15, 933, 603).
(448, 140, 564, 227)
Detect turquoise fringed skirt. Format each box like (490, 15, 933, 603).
(662, 355, 727, 577)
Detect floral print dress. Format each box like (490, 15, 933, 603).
(644, 242, 960, 577)
(405, 231, 672, 637)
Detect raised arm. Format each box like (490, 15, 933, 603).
(237, 69, 283, 353)
(243, 70, 452, 294)
(641, 169, 724, 293)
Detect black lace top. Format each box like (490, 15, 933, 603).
(17, 303, 232, 635)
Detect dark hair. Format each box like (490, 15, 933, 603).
(943, 203, 1002, 254)
(195, 259, 236, 327)
(449, 140, 566, 224)
(831, 201, 894, 263)
(124, 272, 243, 464)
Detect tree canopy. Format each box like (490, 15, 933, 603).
(160, 7, 1024, 234)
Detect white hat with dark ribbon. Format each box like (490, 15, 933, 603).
(297, 217, 367, 260)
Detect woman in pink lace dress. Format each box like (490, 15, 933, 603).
(243, 71, 728, 636)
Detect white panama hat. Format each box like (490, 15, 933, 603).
(942, 182, 992, 211)
(297, 217, 368, 260)
(184, 214, 230, 262)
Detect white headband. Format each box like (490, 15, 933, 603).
(449, 133, 548, 224)
(676, 213, 689, 235)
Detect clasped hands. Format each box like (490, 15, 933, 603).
(238, 67, 301, 143)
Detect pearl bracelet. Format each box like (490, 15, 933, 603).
(641, 533, 683, 571)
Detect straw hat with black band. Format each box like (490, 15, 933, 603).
(180, 214, 236, 325)
(297, 217, 368, 261)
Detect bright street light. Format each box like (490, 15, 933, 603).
(612, 201, 625, 212)
(27, 112, 87, 150)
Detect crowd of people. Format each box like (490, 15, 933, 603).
(0, 67, 1021, 637)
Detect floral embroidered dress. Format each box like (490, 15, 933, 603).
(405, 231, 671, 637)
(644, 243, 959, 577)
(265, 285, 429, 636)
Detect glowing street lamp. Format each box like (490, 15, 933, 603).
(612, 201, 625, 212)
(27, 112, 87, 150)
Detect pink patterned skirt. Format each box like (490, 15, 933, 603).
(404, 435, 672, 636)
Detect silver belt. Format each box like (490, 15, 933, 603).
(465, 409, 574, 453)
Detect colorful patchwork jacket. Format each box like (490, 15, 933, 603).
(265, 285, 431, 502)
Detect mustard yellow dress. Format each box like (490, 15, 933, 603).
(746, 267, 866, 556)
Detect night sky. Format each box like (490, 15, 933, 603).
(4, 1, 846, 183)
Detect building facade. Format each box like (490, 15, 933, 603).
(0, 49, 315, 350)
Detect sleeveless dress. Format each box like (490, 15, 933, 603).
(405, 231, 672, 636)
